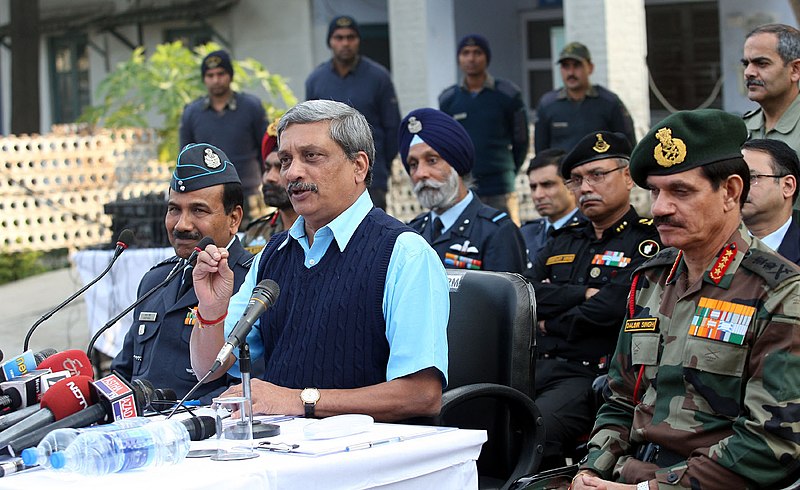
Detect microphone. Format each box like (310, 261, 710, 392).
(86, 236, 215, 358)
(0, 348, 57, 382)
(36, 350, 94, 379)
(0, 404, 41, 432)
(130, 378, 177, 411)
(23, 230, 134, 350)
(0, 376, 93, 452)
(0, 390, 21, 412)
(210, 279, 280, 373)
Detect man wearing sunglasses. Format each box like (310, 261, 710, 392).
(523, 131, 661, 468)
(741, 138, 800, 264)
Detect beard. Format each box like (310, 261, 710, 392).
(262, 183, 291, 209)
(413, 168, 461, 211)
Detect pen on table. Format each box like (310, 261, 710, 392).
(346, 436, 402, 452)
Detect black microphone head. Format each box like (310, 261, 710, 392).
(181, 415, 216, 441)
(189, 237, 216, 265)
(254, 279, 280, 306)
(153, 387, 177, 402)
(116, 229, 135, 250)
(33, 348, 57, 365)
(1, 388, 22, 410)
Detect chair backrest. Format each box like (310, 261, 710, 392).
(445, 270, 536, 395)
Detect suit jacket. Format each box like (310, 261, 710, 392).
(111, 237, 253, 402)
(408, 196, 527, 273)
(778, 211, 800, 265)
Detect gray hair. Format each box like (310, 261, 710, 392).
(746, 23, 800, 64)
(277, 100, 376, 186)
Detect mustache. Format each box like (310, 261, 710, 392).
(173, 230, 202, 241)
(286, 181, 319, 194)
(746, 79, 765, 88)
(579, 194, 602, 205)
(413, 178, 445, 194)
(653, 216, 685, 228)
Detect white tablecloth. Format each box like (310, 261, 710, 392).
(72, 248, 173, 357)
(0, 419, 486, 490)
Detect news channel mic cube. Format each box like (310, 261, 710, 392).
(0, 369, 51, 408)
(91, 373, 141, 421)
(211, 396, 258, 461)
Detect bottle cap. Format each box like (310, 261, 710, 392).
(20, 447, 37, 466)
(50, 451, 66, 469)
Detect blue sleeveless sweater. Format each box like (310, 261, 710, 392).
(255, 208, 410, 389)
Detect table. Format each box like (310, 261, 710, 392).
(0, 417, 486, 489)
(73, 247, 173, 357)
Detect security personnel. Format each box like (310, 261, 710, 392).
(111, 143, 254, 402)
(242, 118, 298, 254)
(523, 131, 661, 467)
(399, 108, 527, 273)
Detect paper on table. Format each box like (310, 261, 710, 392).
(256, 418, 455, 457)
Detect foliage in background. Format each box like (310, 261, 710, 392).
(0, 250, 46, 285)
(80, 42, 297, 163)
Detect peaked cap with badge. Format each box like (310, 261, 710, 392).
(327, 15, 360, 46)
(398, 108, 475, 176)
(171, 143, 241, 193)
(629, 109, 747, 188)
(560, 131, 632, 179)
(201, 50, 233, 79)
(558, 42, 591, 64)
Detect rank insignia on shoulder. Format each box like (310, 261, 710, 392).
(688, 297, 753, 346)
(592, 251, 630, 267)
(546, 254, 575, 265)
(449, 240, 479, 254)
(639, 239, 660, 257)
(624, 317, 659, 332)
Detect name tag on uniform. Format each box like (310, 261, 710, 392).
(139, 312, 158, 322)
(689, 297, 754, 346)
(546, 254, 575, 265)
(625, 317, 659, 332)
(452, 112, 467, 121)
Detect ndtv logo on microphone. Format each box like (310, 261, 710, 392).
(67, 379, 88, 409)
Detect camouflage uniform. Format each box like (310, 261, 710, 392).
(583, 224, 800, 488)
(240, 210, 286, 255)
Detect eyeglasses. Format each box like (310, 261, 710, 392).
(750, 173, 787, 185)
(565, 166, 625, 190)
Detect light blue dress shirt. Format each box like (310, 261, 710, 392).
(224, 191, 450, 386)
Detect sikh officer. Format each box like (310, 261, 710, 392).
(399, 108, 527, 273)
(524, 131, 661, 467)
(112, 143, 254, 402)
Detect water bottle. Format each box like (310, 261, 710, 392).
(49, 419, 191, 475)
(20, 417, 151, 468)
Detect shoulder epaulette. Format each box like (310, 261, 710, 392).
(477, 206, 509, 223)
(495, 78, 522, 99)
(438, 85, 458, 106)
(520, 217, 546, 228)
(634, 247, 680, 273)
(408, 212, 428, 226)
(637, 217, 654, 226)
(741, 248, 800, 288)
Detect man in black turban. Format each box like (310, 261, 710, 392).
(399, 108, 526, 273)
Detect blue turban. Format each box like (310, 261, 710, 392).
(398, 108, 475, 176)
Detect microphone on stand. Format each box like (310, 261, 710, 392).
(86, 236, 214, 358)
(23, 229, 135, 351)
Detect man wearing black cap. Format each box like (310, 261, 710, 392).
(534, 42, 635, 155)
(111, 143, 253, 402)
(571, 110, 800, 490)
(180, 50, 268, 226)
(400, 108, 526, 273)
(523, 131, 660, 468)
(304, 15, 400, 211)
(439, 34, 530, 224)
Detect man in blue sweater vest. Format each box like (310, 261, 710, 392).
(190, 100, 449, 421)
(439, 34, 530, 224)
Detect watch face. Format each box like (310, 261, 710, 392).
(301, 388, 320, 403)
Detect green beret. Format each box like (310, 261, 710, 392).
(171, 143, 241, 193)
(560, 131, 632, 179)
(629, 109, 747, 188)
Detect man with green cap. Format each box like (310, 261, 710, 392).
(571, 109, 800, 490)
(112, 143, 254, 403)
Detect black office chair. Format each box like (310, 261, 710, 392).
(436, 270, 545, 490)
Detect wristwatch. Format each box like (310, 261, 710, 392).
(300, 387, 320, 418)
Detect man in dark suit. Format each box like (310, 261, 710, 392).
(400, 108, 527, 273)
(742, 138, 800, 264)
(112, 143, 253, 402)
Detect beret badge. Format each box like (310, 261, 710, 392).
(407, 116, 422, 134)
(204, 148, 222, 169)
(653, 127, 687, 168)
(592, 133, 610, 153)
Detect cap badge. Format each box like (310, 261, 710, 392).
(267, 117, 280, 137)
(592, 133, 610, 153)
(205, 55, 222, 69)
(336, 17, 353, 27)
(204, 148, 222, 169)
(408, 116, 422, 134)
(653, 127, 686, 168)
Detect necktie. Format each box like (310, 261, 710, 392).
(432, 217, 444, 241)
(177, 264, 193, 300)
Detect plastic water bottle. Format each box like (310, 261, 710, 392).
(49, 419, 191, 475)
(20, 417, 151, 468)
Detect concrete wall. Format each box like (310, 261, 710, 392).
(719, 0, 797, 115)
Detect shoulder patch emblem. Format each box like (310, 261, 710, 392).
(639, 239, 660, 258)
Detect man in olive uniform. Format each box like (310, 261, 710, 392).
(573, 110, 800, 489)
(112, 143, 253, 402)
(400, 108, 527, 273)
(524, 131, 661, 467)
(242, 119, 298, 254)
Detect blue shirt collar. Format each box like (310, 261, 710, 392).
(279, 190, 374, 251)
(431, 191, 474, 233)
(550, 207, 580, 231)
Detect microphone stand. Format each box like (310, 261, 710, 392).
(239, 341, 279, 439)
